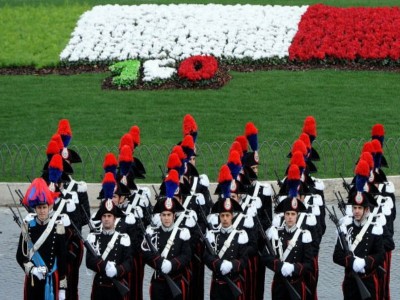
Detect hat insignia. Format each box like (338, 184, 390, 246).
(254, 151, 259, 163)
(165, 198, 173, 210)
(61, 148, 69, 159)
(355, 192, 363, 205)
(230, 180, 237, 192)
(291, 198, 298, 210)
(105, 199, 113, 211)
(224, 198, 232, 211)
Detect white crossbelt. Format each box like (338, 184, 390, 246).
(101, 231, 120, 260)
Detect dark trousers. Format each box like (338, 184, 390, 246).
(342, 272, 379, 300)
(210, 279, 244, 300)
(66, 238, 84, 300)
(150, 277, 186, 300)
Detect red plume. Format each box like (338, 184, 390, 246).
(103, 153, 118, 168)
(287, 164, 301, 180)
(119, 145, 133, 163)
(302, 116, 317, 136)
(298, 133, 311, 149)
(165, 169, 180, 184)
(230, 141, 243, 158)
(227, 150, 242, 165)
(355, 160, 370, 177)
(291, 139, 307, 155)
(171, 145, 187, 160)
(49, 154, 63, 171)
(361, 141, 375, 154)
(119, 133, 134, 152)
(290, 151, 306, 168)
(245, 122, 258, 136)
(181, 135, 195, 149)
(167, 153, 182, 169)
(218, 165, 233, 183)
(183, 114, 198, 136)
(51, 134, 64, 151)
(371, 139, 383, 153)
(360, 152, 374, 169)
(102, 172, 116, 184)
(46, 141, 60, 155)
(129, 125, 141, 147)
(235, 135, 248, 152)
(371, 124, 385, 137)
(57, 119, 72, 136)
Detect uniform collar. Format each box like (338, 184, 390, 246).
(102, 229, 115, 235)
(285, 224, 297, 233)
(35, 217, 50, 225)
(221, 225, 233, 234)
(161, 224, 174, 232)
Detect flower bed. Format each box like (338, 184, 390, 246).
(289, 4, 400, 62)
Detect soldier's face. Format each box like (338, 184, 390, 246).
(189, 156, 196, 166)
(112, 194, 126, 206)
(220, 212, 233, 228)
(251, 165, 258, 176)
(352, 205, 367, 221)
(101, 213, 116, 230)
(284, 211, 298, 228)
(161, 211, 174, 228)
(35, 204, 49, 221)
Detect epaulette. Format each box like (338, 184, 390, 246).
(199, 174, 210, 187)
(261, 183, 272, 196)
(206, 229, 216, 244)
(237, 230, 248, 244)
(266, 226, 279, 240)
(59, 213, 71, 227)
(77, 181, 87, 193)
(243, 214, 254, 228)
(179, 227, 191, 241)
(184, 210, 197, 228)
(119, 233, 131, 246)
(152, 214, 161, 227)
(146, 225, 157, 236)
(305, 213, 317, 226)
(87, 232, 97, 244)
(371, 223, 383, 235)
(24, 213, 36, 223)
(385, 181, 395, 193)
(311, 177, 325, 191)
(312, 194, 323, 206)
(56, 220, 66, 234)
(339, 215, 353, 226)
(272, 213, 283, 227)
(302, 229, 312, 243)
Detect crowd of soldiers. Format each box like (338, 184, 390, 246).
(13, 116, 395, 300)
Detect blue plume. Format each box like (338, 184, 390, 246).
(103, 181, 115, 199)
(165, 180, 178, 198)
(119, 161, 131, 176)
(247, 134, 258, 152)
(227, 162, 241, 179)
(355, 175, 367, 193)
(288, 179, 300, 198)
(49, 168, 62, 183)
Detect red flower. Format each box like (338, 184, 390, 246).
(289, 4, 400, 62)
(178, 55, 218, 81)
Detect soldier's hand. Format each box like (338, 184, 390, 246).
(105, 261, 117, 278)
(161, 259, 172, 274)
(220, 260, 233, 275)
(58, 289, 66, 300)
(281, 262, 294, 277)
(353, 257, 366, 273)
(31, 267, 45, 280)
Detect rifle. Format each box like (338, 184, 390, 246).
(333, 190, 346, 216)
(194, 212, 243, 298)
(70, 220, 130, 297)
(158, 165, 166, 180)
(339, 173, 351, 193)
(274, 170, 283, 187)
(325, 206, 371, 300)
(136, 217, 182, 298)
(270, 183, 280, 209)
(80, 204, 96, 233)
(9, 205, 22, 227)
(13, 187, 34, 213)
(253, 213, 302, 300)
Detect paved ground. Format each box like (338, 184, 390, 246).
(1, 198, 399, 299)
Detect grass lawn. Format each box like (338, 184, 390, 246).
(1, 0, 400, 182)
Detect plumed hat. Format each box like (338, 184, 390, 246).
(92, 199, 124, 221)
(103, 153, 118, 176)
(57, 119, 72, 148)
(23, 178, 56, 208)
(129, 125, 141, 148)
(371, 123, 384, 146)
(275, 196, 307, 213)
(227, 150, 242, 180)
(302, 116, 317, 142)
(235, 135, 248, 154)
(183, 114, 198, 143)
(348, 160, 377, 207)
(211, 197, 243, 214)
(181, 134, 196, 158)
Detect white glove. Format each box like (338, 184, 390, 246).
(220, 260, 233, 275)
(58, 289, 66, 300)
(281, 262, 295, 277)
(31, 266, 46, 280)
(161, 259, 172, 274)
(353, 257, 366, 273)
(66, 199, 76, 212)
(105, 261, 117, 278)
(195, 193, 205, 205)
(138, 195, 149, 207)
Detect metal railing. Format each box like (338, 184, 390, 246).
(1, 138, 399, 183)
